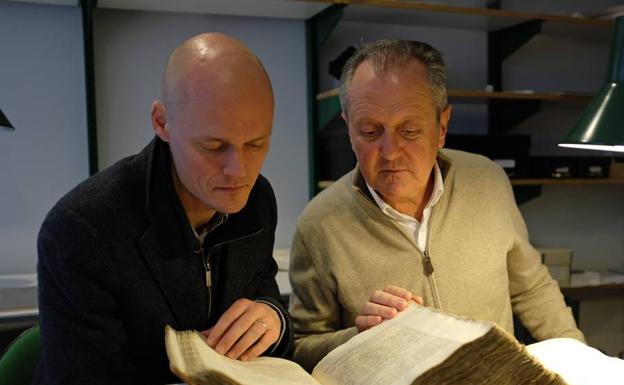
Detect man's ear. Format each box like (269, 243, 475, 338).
(437, 104, 452, 149)
(151, 101, 170, 142)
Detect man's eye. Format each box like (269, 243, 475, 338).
(402, 129, 422, 138)
(200, 144, 224, 153)
(246, 142, 265, 150)
(360, 129, 380, 139)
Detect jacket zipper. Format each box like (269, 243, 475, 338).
(422, 250, 434, 276)
(355, 189, 441, 306)
(355, 162, 455, 311)
(422, 162, 456, 310)
(195, 228, 264, 322)
(423, 203, 441, 309)
(194, 246, 213, 319)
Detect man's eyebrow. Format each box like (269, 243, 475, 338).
(196, 136, 223, 142)
(247, 135, 269, 142)
(403, 113, 428, 120)
(195, 135, 269, 143)
(353, 117, 379, 126)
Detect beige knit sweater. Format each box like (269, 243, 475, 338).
(289, 149, 584, 372)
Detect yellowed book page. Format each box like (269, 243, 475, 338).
(165, 326, 320, 385)
(311, 305, 492, 385)
(527, 338, 624, 385)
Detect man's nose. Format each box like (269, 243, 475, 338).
(380, 133, 401, 161)
(222, 148, 246, 178)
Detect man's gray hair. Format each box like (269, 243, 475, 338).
(338, 39, 448, 119)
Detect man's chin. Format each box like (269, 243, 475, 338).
(379, 188, 420, 206)
(206, 187, 252, 213)
(375, 181, 406, 196)
(209, 196, 250, 214)
(220, 205, 245, 214)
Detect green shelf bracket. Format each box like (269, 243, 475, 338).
(306, 4, 346, 197)
(488, 18, 544, 133)
(317, 95, 342, 132)
(513, 185, 543, 205)
(488, 19, 544, 88)
(311, 4, 346, 50)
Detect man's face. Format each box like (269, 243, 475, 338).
(344, 59, 450, 207)
(165, 93, 273, 214)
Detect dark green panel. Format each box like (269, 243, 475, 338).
(306, 4, 346, 197)
(311, 4, 346, 50)
(81, 0, 98, 175)
(317, 95, 342, 131)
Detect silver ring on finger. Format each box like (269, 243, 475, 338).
(256, 320, 268, 331)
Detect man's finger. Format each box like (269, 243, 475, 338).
(369, 289, 408, 311)
(206, 299, 253, 348)
(226, 320, 272, 359)
(355, 315, 382, 332)
(361, 301, 398, 319)
(213, 308, 263, 354)
(240, 332, 276, 361)
(383, 285, 412, 300)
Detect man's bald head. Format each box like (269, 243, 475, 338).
(151, 33, 275, 219)
(161, 33, 273, 121)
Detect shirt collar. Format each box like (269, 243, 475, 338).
(366, 160, 444, 222)
(193, 213, 229, 244)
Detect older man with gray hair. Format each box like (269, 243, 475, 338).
(288, 39, 584, 371)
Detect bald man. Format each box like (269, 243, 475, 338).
(35, 33, 292, 385)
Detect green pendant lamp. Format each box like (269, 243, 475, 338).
(559, 16, 624, 152)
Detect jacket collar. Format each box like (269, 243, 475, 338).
(143, 137, 197, 255)
(143, 137, 262, 256)
(139, 137, 263, 326)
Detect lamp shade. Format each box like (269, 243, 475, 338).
(559, 16, 624, 152)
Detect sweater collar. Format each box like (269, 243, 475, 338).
(365, 160, 444, 221)
(351, 150, 454, 206)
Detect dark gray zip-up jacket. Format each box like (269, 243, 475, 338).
(35, 137, 292, 385)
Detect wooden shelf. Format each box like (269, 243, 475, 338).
(319, 178, 624, 189)
(318, 180, 335, 189)
(511, 178, 624, 186)
(316, 88, 339, 100)
(98, 0, 330, 20)
(317, 88, 593, 101)
(448, 90, 593, 101)
(294, 0, 613, 38)
(561, 283, 624, 297)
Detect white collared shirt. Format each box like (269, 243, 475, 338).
(366, 161, 444, 252)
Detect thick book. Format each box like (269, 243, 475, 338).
(165, 305, 624, 385)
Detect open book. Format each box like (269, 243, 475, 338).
(165, 305, 624, 385)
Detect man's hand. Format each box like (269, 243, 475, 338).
(355, 285, 423, 333)
(201, 299, 281, 361)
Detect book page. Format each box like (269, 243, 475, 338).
(312, 305, 492, 385)
(527, 338, 624, 385)
(165, 326, 320, 385)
